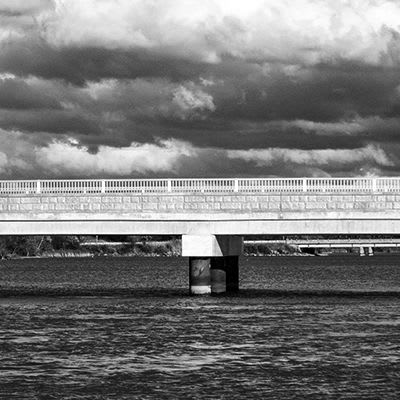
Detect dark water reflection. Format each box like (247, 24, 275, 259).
(0, 256, 399, 399)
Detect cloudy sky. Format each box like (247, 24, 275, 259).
(1, 0, 400, 178)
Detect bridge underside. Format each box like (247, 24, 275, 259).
(0, 218, 400, 235)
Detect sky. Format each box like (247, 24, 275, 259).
(1, 0, 400, 178)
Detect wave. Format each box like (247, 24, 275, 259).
(0, 287, 399, 298)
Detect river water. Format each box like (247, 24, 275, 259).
(0, 256, 399, 399)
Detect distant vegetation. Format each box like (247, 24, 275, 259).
(0, 235, 298, 258)
(0, 235, 182, 259)
(244, 242, 300, 256)
(0, 234, 399, 259)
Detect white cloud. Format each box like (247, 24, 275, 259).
(0, 0, 51, 42)
(35, 138, 195, 176)
(0, 127, 396, 178)
(0, 73, 16, 81)
(0, 0, 51, 14)
(82, 78, 215, 120)
(0, 129, 37, 175)
(36, 0, 400, 66)
(0, 152, 8, 173)
(172, 85, 215, 119)
(286, 119, 365, 135)
(227, 144, 393, 167)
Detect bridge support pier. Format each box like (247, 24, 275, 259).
(183, 235, 242, 295)
(189, 257, 211, 295)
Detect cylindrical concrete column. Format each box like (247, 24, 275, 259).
(210, 256, 239, 294)
(189, 257, 211, 295)
(210, 257, 226, 294)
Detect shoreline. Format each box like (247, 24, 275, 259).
(4, 251, 400, 261)
(2, 238, 400, 260)
(1, 252, 308, 260)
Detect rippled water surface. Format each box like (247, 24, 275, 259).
(0, 256, 400, 399)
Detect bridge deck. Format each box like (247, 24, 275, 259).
(1, 178, 400, 235)
(247, 239, 400, 248)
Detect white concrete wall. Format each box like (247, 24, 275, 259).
(0, 192, 399, 235)
(182, 235, 243, 256)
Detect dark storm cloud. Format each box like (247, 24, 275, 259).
(0, 78, 61, 109)
(0, 109, 99, 135)
(208, 60, 400, 123)
(0, 39, 206, 86)
(1, 0, 400, 178)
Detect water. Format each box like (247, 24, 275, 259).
(0, 256, 399, 399)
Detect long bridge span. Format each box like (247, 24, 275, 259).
(246, 238, 400, 256)
(1, 177, 400, 294)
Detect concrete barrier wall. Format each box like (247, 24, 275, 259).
(1, 192, 400, 235)
(0, 192, 399, 219)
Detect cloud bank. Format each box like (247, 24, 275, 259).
(1, 0, 400, 178)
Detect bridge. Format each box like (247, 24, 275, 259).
(1, 177, 400, 294)
(246, 238, 400, 256)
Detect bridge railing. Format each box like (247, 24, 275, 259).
(1, 177, 400, 195)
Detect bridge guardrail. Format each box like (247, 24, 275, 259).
(0, 177, 400, 195)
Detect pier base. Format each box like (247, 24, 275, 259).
(183, 235, 243, 295)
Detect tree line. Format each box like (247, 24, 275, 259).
(0, 235, 182, 258)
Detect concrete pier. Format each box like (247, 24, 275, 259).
(183, 235, 243, 295)
(189, 257, 211, 295)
